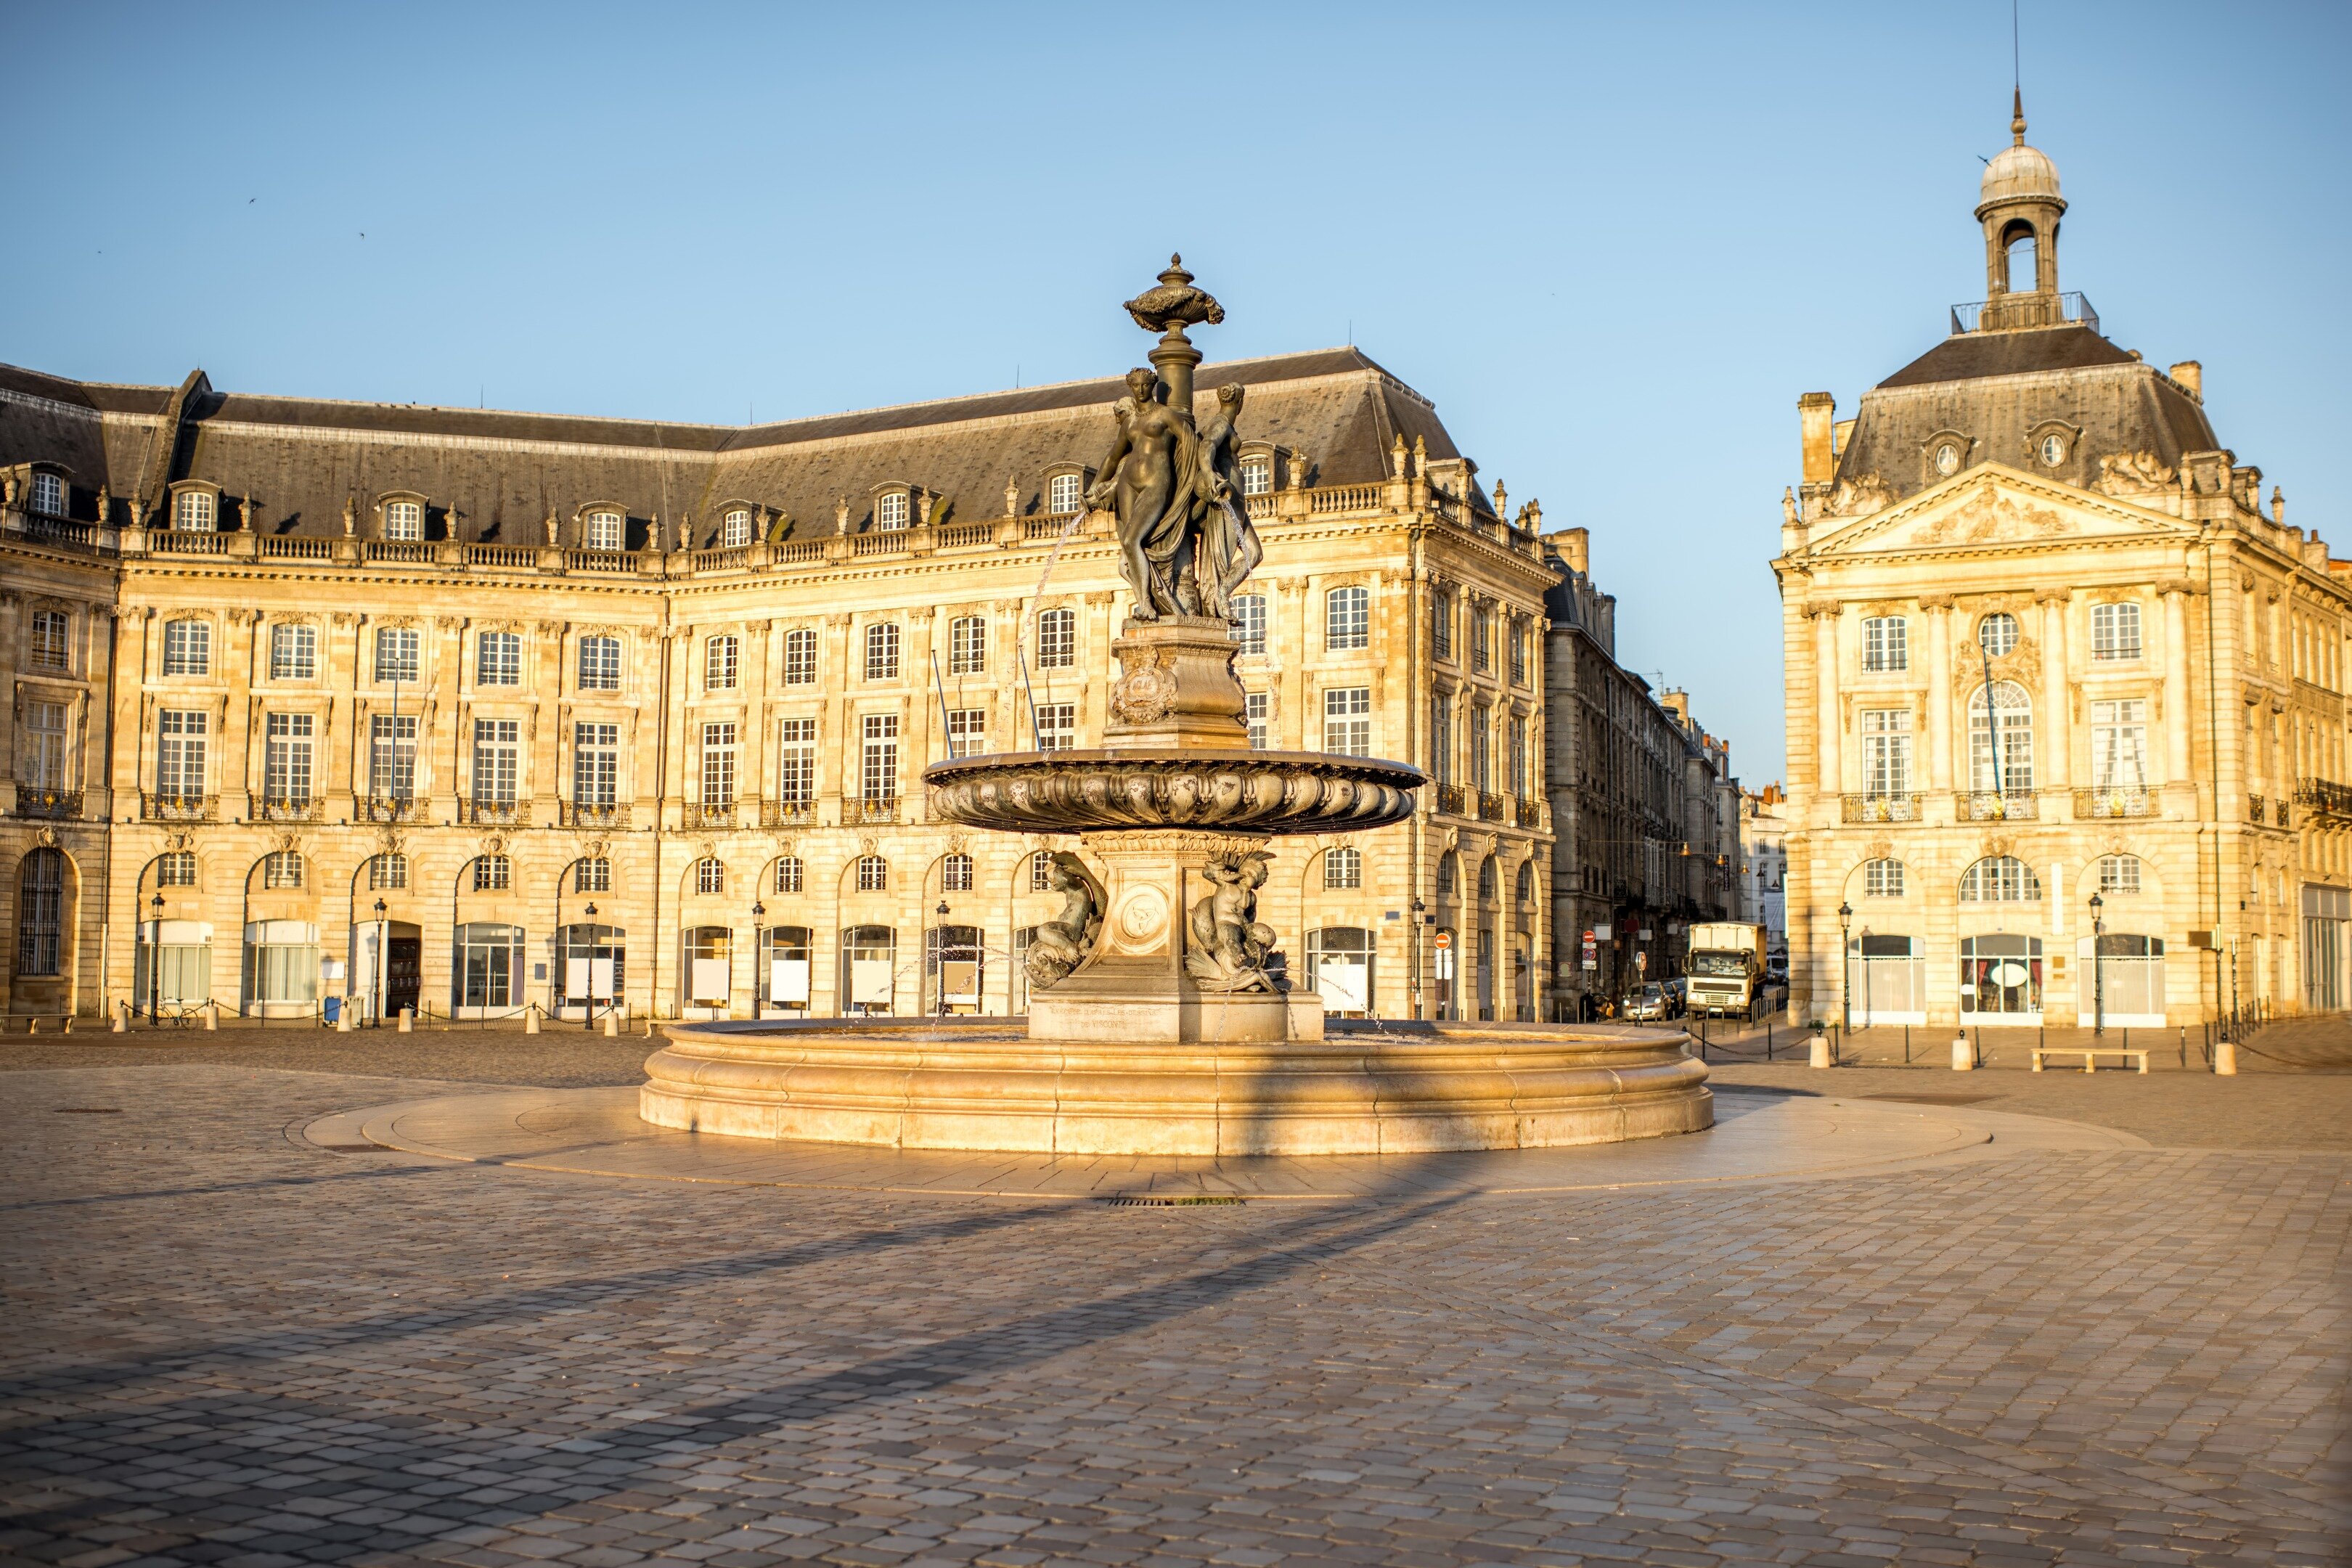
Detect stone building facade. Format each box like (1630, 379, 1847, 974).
(1739, 785, 1789, 960)
(0, 348, 1559, 1024)
(1775, 103, 2347, 1032)
(1540, 528, 1740, 1018)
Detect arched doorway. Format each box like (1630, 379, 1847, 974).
(841, 925, 897, 1016)
(1305, 926, 1374, 1017)
(1960, 934, 2043, 1025)
(559, 923, 624, 1021)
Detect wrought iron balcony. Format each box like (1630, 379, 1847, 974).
(843, 796, 899, 825)
(2073, 785, 2152, 820)
(459, 799, 527, 826)
(2295, 778, 2352, 824)
(1434, 783, 1465, 816)
(1514, 796, 1545, 830)
(563, 801, 632, 829)
(2250, 793, 2266, 825)
(682, 800, 736, 829)
(1956, 790, 2037, 822)
(1950, 290, 2098, 336)
(358, 796, 425, 823)
(762, 799, 815, 828)
(13, 788, 81, 820)
(142, 793, 216, 822)
(1842, 793, 1921, 824)
(256, 796, 323, 823)
(1477, 791, 1506, 822)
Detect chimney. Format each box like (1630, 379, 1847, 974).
(2169, 361, 2202, 401)
(1832, 419, 1855, 460)
(1799, 393, 1837, 486)
(1556, 526, 1590, 576)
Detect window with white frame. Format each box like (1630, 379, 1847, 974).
(1230, 594, 1266, 656)
(1240, 456, 1272, 496)
(269, 623, 316, 680)
(777, 718, 816, 804)
(1862, 709, 1913, 796)
(947, 708, 986, 758)
(473, 854, 510, 891)
(1048, 473, 1084, 514)
(865, 621, 900, 680)
(949, 615, 987, 675)
(696, 857, 726, 895)
(1470, 705, 1490, 791)
(1325, 846, 1362, 889)
(1967, 680, 2033, 793)
(173, 490, 216, 531)
(23, 701, 66, 789)
(1959, 855, 2041, 902)
(860, 714, 899, 801)
(163, 619, 210, 677)
(158, 850, 197, 887)
(384, 500, 424, 541)
(774, 856, 804, 894)
(1036, 703, 1075, 752)
(783, 628, 817, 685)
(943, 853, 974, 892)
(473, 719, 519, 804)
(264, 850, 304, 889)
(701, 722, 738, 805)
(28, 472, 65, 516)
(1324, 687, 1371, 756)
(1246, 692, 1269, 751)
(1863, 858, 1906, 897)
(264, 713, 314, 804)
(1863, 615, 1909, 672)
(2091, 601, 2143, 661)
(722, 508, 753, 549)
(369, 714, 417, 799)
(2091, 699, 2149, 788)
(476, 631, 521, 687)
(584, 510, 624, 551)
(1432, 592, 1454, 661)
(857, 854, 888, 891)
(573, 722, 618, 806)
(375, 626, 420, 685)
(1977, 612, 2020, 657)
(1036, 608, 1076, 669)
(156, 709, 207, 799)
(30, 610, 68, 669)
(875, 491, 910, 531)
(1431, 693, 1453, 784)
(369, 852, 409, 890)
(705, 634, 739, 690)
(574, 857, 608, 892)
(578, 634, 621, 690)
(1326, 586, 1369, 650)
(1031, 851, 1054, 891)
(2098, 854, 2143, 894)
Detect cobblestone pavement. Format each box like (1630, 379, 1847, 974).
(0, 1023, 658, 1088)
(3, 1063, 2346, 1566)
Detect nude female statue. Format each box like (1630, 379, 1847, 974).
(1191, 382, 1262, 621)
(1086, 367, 1202, 618)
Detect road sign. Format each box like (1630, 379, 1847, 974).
(1636, 950, 1649, 973)
(1434, 929, 1453, 950)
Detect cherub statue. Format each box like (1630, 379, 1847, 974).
(1025, 852, 1104, 991)
(1185, 849, 1281, 993)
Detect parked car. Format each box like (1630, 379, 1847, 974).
(1662, 976, 1689, 1016)
(1620, 983, 1673, 1022)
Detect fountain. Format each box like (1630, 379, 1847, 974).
(641, 258, 1711, 1156)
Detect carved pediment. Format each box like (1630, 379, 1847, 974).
(1812, 468, 2192, 558)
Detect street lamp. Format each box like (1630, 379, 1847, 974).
(1410, 896, 1427, 1021)
(751, 899, 766, 1021)
(148, 891, 164, 1022)
(935, 898, 951, 1016)
(1837, 900, 1853, 1035)
(372, 897, 388, 1027)
(581, 902, 598, 1030)
(2088, 891, 2106, 1037)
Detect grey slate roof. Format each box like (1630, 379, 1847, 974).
(0, 347, 1472, 547)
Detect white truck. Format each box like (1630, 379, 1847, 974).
(1685, 922, 1769, 1018)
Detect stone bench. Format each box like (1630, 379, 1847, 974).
(2032, 1046, 2149, 1074)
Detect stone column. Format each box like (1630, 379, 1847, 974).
(2161, 582, 2193, 796)
(1923, 595, 1953, 794)
(1813, 604, 1842, 803)
(2038, 592, 2070, 793)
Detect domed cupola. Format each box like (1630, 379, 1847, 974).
(1974, 91, 2070, 330)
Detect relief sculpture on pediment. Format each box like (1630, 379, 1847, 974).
(1916, 489, 2072, 548)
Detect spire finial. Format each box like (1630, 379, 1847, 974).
(2012, 86, 2027, 145)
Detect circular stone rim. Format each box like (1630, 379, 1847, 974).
(922, 748, 1426, 836)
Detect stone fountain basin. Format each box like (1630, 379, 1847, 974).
(923, 748, 1424, 835)
(641, 1016, 1711, 1157)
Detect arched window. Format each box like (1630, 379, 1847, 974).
(1035, 608, 1076, 669)
(695, 857, 725, 895)
(1863, 858, 1906, 898)
(2004, 229, 2038, 293)
(1240, 456, 1272, 496)
(1967, 680, 2033, 793)
(28, 471, 65, 517)
(1048, 473, 1084, 514)
(1324, 846, 1361, 889)
(17, 849, 64, 976)
(1326, 586, 1370, 650)
(584, 509, 624, 552)
(722, 508, 753, 549)
(774, 856, 804, 894)
(472, 854, 510, 891)
(1515, 861, 1534, 903)
(875, 491, 910, 531)
(1959, 856, 2041, 902)
(1229, 594, 1266, 656)
(173, 489, 216, 532)
(864, 621, 900, 680)
(384, 500, 424, 541)
(1477, 856, 1498, 902)
(857, 854, 888, 892)
(942, 852, 974, 892)
(1436, 852, 1458, 899)
(263, 851, 303, 889)
(2097, 854, 2144, 895)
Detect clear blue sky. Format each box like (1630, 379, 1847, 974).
(7, 2, 2345, 784)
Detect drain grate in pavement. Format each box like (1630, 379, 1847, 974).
(52, 1107, 122, 1114)
(1098, 1194, 1245, 1206)
(1864, 1093, 2001, 1106)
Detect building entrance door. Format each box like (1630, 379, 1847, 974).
(1959, 934, 2041, 1025)
(385, 934, 421, 1019)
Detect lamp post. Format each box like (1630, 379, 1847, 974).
(1410, 895, 1427, 1020)
(751, 899, 766, 1021)
(935, 898, 951, 1017)
(581, 902, 597, 1030)
(148, 891, 163, 1021)
(2088, 891, 2106, 1037)
(1837, 899, 1853, 1035)
(372, 897, 388, 1026)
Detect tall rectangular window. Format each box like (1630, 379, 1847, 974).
(264, 713, 314, 804)
(1470, 706, 1490, 791)
(1049, 473, 1084, 514)
(2091, 602, 2143, 661)
(783, 629, 817, 685)
(949, 616, 987, 675)
(1862, 616, 1909, 672)
(375, 626, 420, 684)
(157, 711, 207, 796)
(383, 500, 424, 540)
(1432, 593, 1453, 661)
(269, 624, 316, 680)
(2091, 699, 2149, 788)
(173, 490, 216, 531)
(1471, 609, 1491, 673)
(777, 718, 817, 804)
(369, 714, 417, 799)
(705, 634, 739, 690)
(1508, 716, 1527, 797)
(875, 492, 910, 531)
(701, 722, 738, 805)
(24, 701, 66, 789)
(578, 634, 621, 690)
(1862, 709, 1912, 795)
(1432, 693, 1454, 785)
(722, 509, 753, 549)
(947, 708, 986, 758)
(473, 719, 519, 804)
(163, 620, 210, 677)
(860, 714, 899, 801)
(1230, 595, 1267, 656)
(1245, 693, 1269, 751)
(30, 611, 68, 670)
(865, 622, 900, 681)
(1036, 608, 1075, 669)
(1324, 687, 1371, 756)
(1326, 587, 1369, 651)
(573, 722, 618, 806)
(477, 631, 522, 687)
(1508, 620, 1528, 686)
(1037, 703, 1074, 752)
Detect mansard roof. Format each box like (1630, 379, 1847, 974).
(0, 347, 1470, 547)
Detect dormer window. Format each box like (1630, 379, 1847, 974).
(384, 500, 424, 540)
(2038, 433, 2067, 467)
(1048, 473, 1084, 515)
(1240, 457, 1272, 496)
(875, 491, 910, 531)
(27, 472, 65, 517)
(584, 510, 624, 551)
(1933, 442, 1961, 477)
(173, 489, 216, 531)
(722, 508, 753, 548)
